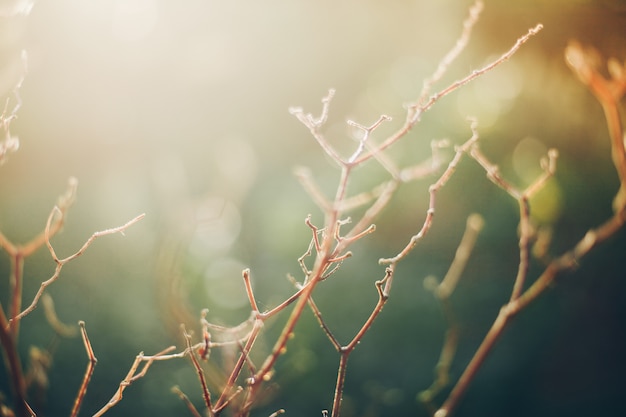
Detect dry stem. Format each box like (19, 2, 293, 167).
(70, 321, 96, 417)
(419, 214, 484, 411)
(10, 211, 145, 326)
(92, 346, 176, 417)
(434, 46, 626, 416)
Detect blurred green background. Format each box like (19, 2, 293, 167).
(1, 0, 626, 416)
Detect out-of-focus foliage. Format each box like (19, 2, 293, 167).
(1, 1, 625, 416)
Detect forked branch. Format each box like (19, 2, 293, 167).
(9, 211, 145, 326)
(434, 50, 626, 413)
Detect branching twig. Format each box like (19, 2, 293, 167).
(5, 178, 78, 341)
(330, 268, 392, 417)
(354, 16, 542, 164)
(182, 325, 214, 416)
(250, 4, 542, 415)
(9, 212, 145, 326)
(380, 121, 480, 265)
(92, 346, 176, 417)
(470, 144, 559, 302)
(435, 199, 626, 417)
(0, 4, 543, 417)
(434, 46, 626, 414)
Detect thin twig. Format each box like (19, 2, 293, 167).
(10, 213, 145, 325)
(289, 89, 342, 165)
(380, 121, 480, 265)
(70, 321, 97, 417)
(7, 177, 78, 338)
(0, 306, 29, 417)
(171, 386, 203, 417)
(436, 47, 626, 415)
(214, 320, 263, 412)
(353, 15, 542, 164)
(42, 293, 77, 338)
(306, 296, 341, 351)
(242, 269, 259, 314)
(92, 346, 176, 417)
(435, 204, 625, 417)
(437, 213, 484, 300)
(419, 214, 484, 410)
(330, 269, 392, 417)
(262, 6, 542, 416)
(182, 325, 214, 416)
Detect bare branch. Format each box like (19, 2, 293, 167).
(380, 122, 479, 265)
(70, 321, 97, 417)
(353, 17, 542, 164)
(171, 386, 203, 417)
(42, 293, 77, 338)
(523, 149, 559, 198)
(419, 214, 483, 410)
(11, 213, 145, 325)
(565, 41, 626, 211)
(21, 177, 79, 258)
(242, 269, 259, 314)
(346, 114, 392, 164)
(182, 325, 214, 415)
(93, 346, 176, 417)
(437, 214, 484, 300)
(290, 89, 343, 165)
(417, 0, 484, 108)
(330, 268, 392, 417)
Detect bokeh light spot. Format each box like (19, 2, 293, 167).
(529, 178, 563, 224)
(512, 136, 548, 184)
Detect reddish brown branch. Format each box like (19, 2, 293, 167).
(182, 326, 214, 416)
(214, 320, 263, 412)
(0, 306, 29, 417)
(330, 269, 392, 417)
(435, 46, 625, 415)
(565, 41, 626, 209)
(70, 321, 97, 417)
